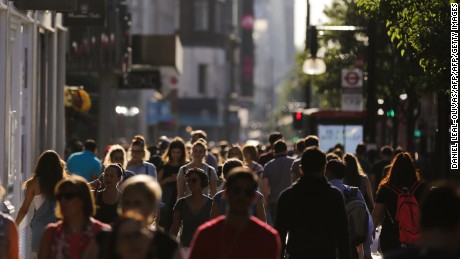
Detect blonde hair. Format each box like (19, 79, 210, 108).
(120, 175, 162, 217)
(104, 144, 128, 168)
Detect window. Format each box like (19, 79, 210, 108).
(194, 0, 209, 31)
(198, 64, 207, 94)
(214, 1, 225, 33)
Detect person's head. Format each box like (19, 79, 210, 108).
(84, 139, 97, 153)
(222, 158, 244, 181)
(273, 140, 288, 156)
(185, 168, 209, 193)
(419, 182, 460, 251)
(326, 152, 341, 161)
(300, 147, 326, 177)
(129, 135, 150, 162)
(242, 144, 258, 163)
(191, 130, 208, 144)
(161, 137, 188, 165)
(111, 211, 152, 259)
(104, 144, 128, 168)
(379, 152, 421, 190)
(55, 175, 95, 220)
(355, 143, 367, 156)
(226, 145, 243, 161)
(103, 164, 124, 188)
(304, 135, 319, 148)
(120, 175, 162, 224)
(268, 132, 283, 148)
(191, 139, 207, 163)
(381, 145, 394, 159)
(225, 167, 259, 215)
(343, 153, 365, 187)
(325, 159, 347, 180)
(28, 150, 66, 201)
(295, 138, 306, 154)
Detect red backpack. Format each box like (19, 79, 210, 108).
(384, 181, 423, 245)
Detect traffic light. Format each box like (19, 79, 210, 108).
(386, 109, 395, 118)
(293, 111, 304, 130)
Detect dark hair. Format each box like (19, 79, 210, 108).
(131, 135, 146, 148)
(378, 152, 422, 191)
(55, 175, 95, 218)
(326, 159, 346, 179)
(24, 150, 66, 201)
(242, 144, 258, 161)
(295, 139, 306, 153)
(268, 132, 283, 145)
(326, 152, 341, 161)
(304, 135, 319, 148)
(84, 139, 97, 152)
(105, 163, 124, 178)
(227, 145, 244, 160)
(222, 158, 244, 180)
(343, 153, 366, 188)
(420, 182, 460, 231)
(273, 140, 287, 154)
(381, 145, 394, 157)
(185, 168, 209, 188)
(300, 147, 326, 175)
(226, 167, 258, 193)
(161, 137, 189, 165)
(356, 143, 367, 155)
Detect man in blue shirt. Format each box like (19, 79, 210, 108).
(66, 139, 102, 182)
(325, 159, 374, 259)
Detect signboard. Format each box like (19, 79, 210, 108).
(63, 0, 107, 27)
(121, 70, 161, 90)
(178, 98, 219, 127)
(14, 0, 77, 11)
(341, 69, 363, 88)
(147, 101, 173, 125)
(318, 124, 363, 153)
(341, 93, 363, 111)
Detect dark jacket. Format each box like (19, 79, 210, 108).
(275, 175, 351, 259)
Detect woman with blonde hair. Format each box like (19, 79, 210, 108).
(120, 175, 183, 259)
(16, 150, 67, 254)
(127, 135, 157, 178)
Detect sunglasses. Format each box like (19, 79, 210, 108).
(111, 155, 124, 160)
(56, 192, 79, 200)
(186, 178, 199, 184)
(229, 187, 254, 198)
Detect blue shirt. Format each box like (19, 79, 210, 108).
(66, 150, 102, 182)
(329, 178, 374, 256)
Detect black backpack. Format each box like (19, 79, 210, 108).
(343, 187, 369, 245)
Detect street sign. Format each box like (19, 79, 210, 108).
(341, 93, 363, 111)
(341, 69, 363, 88)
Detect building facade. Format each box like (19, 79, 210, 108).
(0, 2, 66, 257)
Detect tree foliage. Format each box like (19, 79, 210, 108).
(357, 0, 451, 92)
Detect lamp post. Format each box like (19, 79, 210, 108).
(303, 0, 326, 109)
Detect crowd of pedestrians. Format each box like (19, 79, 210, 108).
(1, 130, 460, 259)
